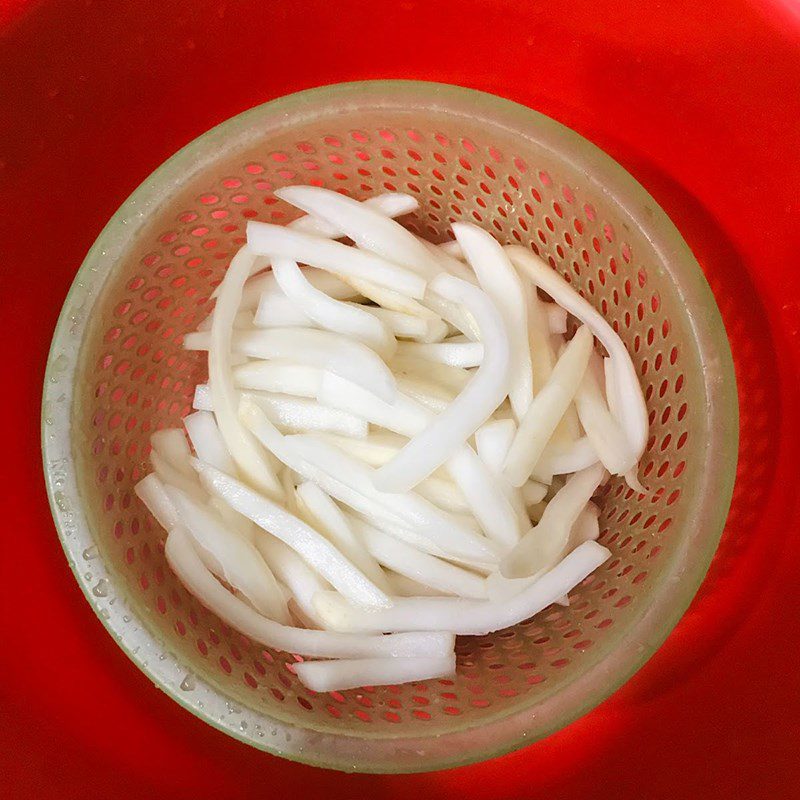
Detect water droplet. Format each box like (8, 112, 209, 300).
(99, 608, 110, 620)
(239, 720, 248, 731)
(82, 545, 98, 560)
(54, 491, 70, 512)
(180, 674, 196, 692)
(122, 615, 131, 623)
(225, 701, 241, 714)
(84, 572, 92, 580)
(270, 727, 278, 736)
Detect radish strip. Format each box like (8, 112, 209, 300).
(501, 463, 606, 578)
(150, 428, 194, 475)
(254, 293, 312, 328)
(503, 326, 593, 487)
(165, 527, 453, 658)
(575, 351, 638, 475)
(233, 361, 323, 398)
(375, 273, 511, 492)
(356, 304, 449, 342)
(414, 475, 469, 514)
(534, 436, 599, 478)
(242, 268, 358, 312)
(506, 245, 648, 458)
(275, 185, 442, 278)
(253, 535, 330, 629)
(454, 223, 533, 419)
(546, 303, 568, 334)
(246, 391, 368, 438)
(313, 541, 610, 635)
(385, 571, 452, 597)
(134, 474, 179, 531)
(232, 328, 396, 403)
(167, 488, 290, 623)
(271, 257, 396, 358)
(295, 481, 391, 593)
(316, 431, 405, 468)
(183, 411, 236, 474)
(352, 518, 487, 599)
(522, 480, 548, 506)
(246, 222, 427, 298)
(390, 355, 472, 392)
(150, 451, 204, 499)
(294, 654, 456, 693)
(289, 191, 419, 238)
(192, 383, 212, 412)
(570, 503, 601, 547)
(475, 419, 516, 474)
(210, 245, 281, 498)
(396, 374, 454, 413)
(284, 432, 499, 563)
(396, 340, 483, 368)
(194, 459, 393, 609)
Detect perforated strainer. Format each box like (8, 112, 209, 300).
(42, 81, 737, 773)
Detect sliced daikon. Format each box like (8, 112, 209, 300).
(294, 654, 456, 692)
(166, 526, 453, 658)
(375, 273, 511, 492)
(183, 411, 236, 474)
(246, 222, 426, 298)
(396, 339, 483, 368)
(194, 459, 392, 609)
(313, 541, 611, 635)
(246, 391, 368, 438)
(475, 418, 516, 474)
(271, 257, 396, 358)
(454, 222, 533, 419)
(134, 473, 179, 531)
(231, 328, 396, 403)
(233, 361, 322, 398)
(503, 325, 593, 487)
(501, 463, 606, 578)
(209, 245, 281, 498)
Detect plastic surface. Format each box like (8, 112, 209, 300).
(2, 0, 799, 796)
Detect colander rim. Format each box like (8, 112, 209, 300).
(41, 79, 738, 773)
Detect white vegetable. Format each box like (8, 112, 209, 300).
(294, 654, 456, 692)
(242, 267, 358, 312)
(575, 350, 638, 475)
(232, 328, 396, 404)
(150, 428, 194, 475)
(357, 304, 449, 342)
(571, 502, 601, 546)
(506, 245, 648, 459)
(454, 223, 533, 419)
(166, 526, 453, 658)
(194, 459, 393, 609)
(271, 257, 396, 358)
(276, 185, 442, 278)
(375, 273, 511, 492)
(503, 325, 593, 487)
(501, 463, 606, 578)
(233, 361, 322, 398)
(167, 487, 290, 623)
(546, 303, 568, 334)
(313, 541, 611, 635)
(535, 435, 600, 478)
(134, 473, 179, 531)
(521, 480, 548, 506)
(246, 391, 368, 438)
(396, 339, 483, 368)
(289, 191, 419, 238)
(475, 418, 516, 474)
(209, 245, 282, 498)
(183, 411, 236, 474)
(295, 481, 390, 593)
(253, 292, 312, 328)
(351, 517, 488, 599)
(385, 570, 452, 597)
(247, 221, 427, 299)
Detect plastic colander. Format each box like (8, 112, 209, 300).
(41, 80, 738, 773)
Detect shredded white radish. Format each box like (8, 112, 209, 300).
(209, 245, 282, 498)
(313, 541, 610, 635)
(194, 459, 393, 610)
(246, 391, 368, 438)
(501, 463, 606, 578)
(506, 245, 648, 459)
(231, 328, 396, 403)
(295, 654, 457, 692)
(137, 187, 650, 691)
(374, 273, 511, 492)
(247, 222, 427, 298)
(453, 223, 533, 419)
(503, 325, 593, 487)
(183, 411, 236, 474)
(166, 527, 453, 658)
(271, 257, 396, 358)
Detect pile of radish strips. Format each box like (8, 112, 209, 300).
(134, 186, 648, 693)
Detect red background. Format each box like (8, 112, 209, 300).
(1, 1, 799, 797)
